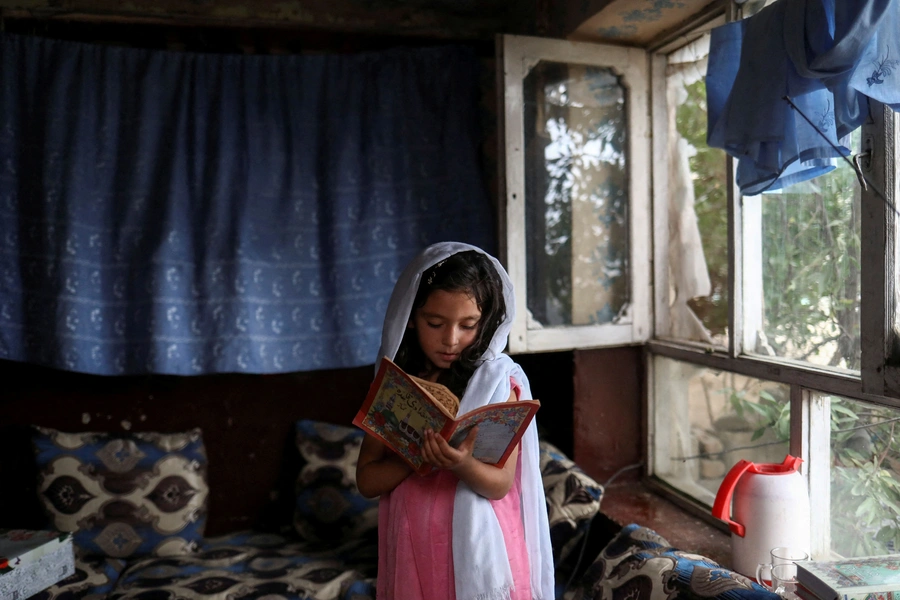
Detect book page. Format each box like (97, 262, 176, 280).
(410, 376, 459, 418)
(448, 402, 537, 465)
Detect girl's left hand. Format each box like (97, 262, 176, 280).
(421, 426, 478, 471)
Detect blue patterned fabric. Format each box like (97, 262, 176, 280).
(32, 427, 208, 560)
(107, 531, 376, 600)
(293, 420, 378, 545)
(566, 524, 782, 600)
(539, 440, 604, 595)
(706, 0, 900, 195)
(0, 33, 493, 375)
(31, 554, 127, 600)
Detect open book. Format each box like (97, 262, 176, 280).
(352, 356, 540, 475)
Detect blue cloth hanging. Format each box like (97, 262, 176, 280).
(706, 0, 900, 195)
(0, 34, 494, 375)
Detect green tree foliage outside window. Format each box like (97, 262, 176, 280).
(676, 76, 898, 557)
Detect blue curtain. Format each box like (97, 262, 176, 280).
(0, 34, 494, 375)
(706, 0, 900, 195)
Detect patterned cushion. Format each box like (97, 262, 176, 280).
(565, 523, 782, 600)
(106, 530, 376, 600)
(32, 427, 209, 559)
(293, 420, 378, 545)
(539, 441, 605, 569)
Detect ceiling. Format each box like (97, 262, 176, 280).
(566, 0, 721, 46)
(0, 0, 721, 47)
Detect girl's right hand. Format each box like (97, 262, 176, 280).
(421, 388, 521, 500)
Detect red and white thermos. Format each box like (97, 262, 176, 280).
(712, 455, 811, 577)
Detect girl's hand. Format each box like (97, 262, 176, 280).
(422, 426, 478, 471)
(356, 433, 414, 498)
(421, 388, 520, 500)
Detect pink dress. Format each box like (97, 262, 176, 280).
(376, 382, 532, 600)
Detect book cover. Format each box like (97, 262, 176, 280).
(796, 582, 820, 600)
(796, 556, 900, 600)
(353, 357, 540, 475)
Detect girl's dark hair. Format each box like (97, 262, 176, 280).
(394, 250, 506, 398)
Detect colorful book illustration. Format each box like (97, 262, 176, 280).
(796, 555, 900, 600)
(353, 357, 540, 475)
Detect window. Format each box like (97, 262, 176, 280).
(653, 28, 729, 349)
(648, 14, 900, 560)
(651, 354, 790, 505)
(499, 15, 900, 561)
(499, 35, 651, 353)
(823, 394, 900, 556)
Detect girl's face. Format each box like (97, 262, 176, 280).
(411, 289, 482, 371)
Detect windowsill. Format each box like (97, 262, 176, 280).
(600, 480, 732, 568)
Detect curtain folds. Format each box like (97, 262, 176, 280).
(706, 0, 900, 195)
(0, 34, 494, 375)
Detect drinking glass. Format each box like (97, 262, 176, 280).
(756, 546, 809, 586)
(771, 563, 801, 600)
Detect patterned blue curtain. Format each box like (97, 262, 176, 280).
(0, 34, 494, 375)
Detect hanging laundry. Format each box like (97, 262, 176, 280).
(706, 0, 900, 195)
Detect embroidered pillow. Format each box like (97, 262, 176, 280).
(293, 419, 378, 545)
(539, 440, 605, 567)
(568, 524, 781, 600)
(32, 427, 208, 559)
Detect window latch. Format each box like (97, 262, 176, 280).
(852, 151, 870, 191)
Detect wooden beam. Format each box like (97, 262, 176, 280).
(0, 0, 513, 40)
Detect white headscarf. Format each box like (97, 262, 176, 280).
(377, 241, 555, 600)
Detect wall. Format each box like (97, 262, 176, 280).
(573, 347, 644, 484)
(0, 360, 375, 534)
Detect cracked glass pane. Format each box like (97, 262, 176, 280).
(824, 394, 900, 558)
(666, 33, 729, 347)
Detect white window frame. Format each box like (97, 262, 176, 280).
(645, 11, 900, 559)
(498, 34, 652, 354)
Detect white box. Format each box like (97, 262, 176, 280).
(0, 530, 75, 600)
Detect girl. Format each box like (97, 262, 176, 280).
(356, 242, 554, 600)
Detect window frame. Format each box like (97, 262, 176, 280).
(648, 31, 900, 402)
(498, 33, 652, 354)
(645, 10, 900, 558)
(860, 103, 900, 401)
(497, 12, 900, 558)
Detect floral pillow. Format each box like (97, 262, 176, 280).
(32, 427, 208, 559)
(293, 420, 378, 545)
